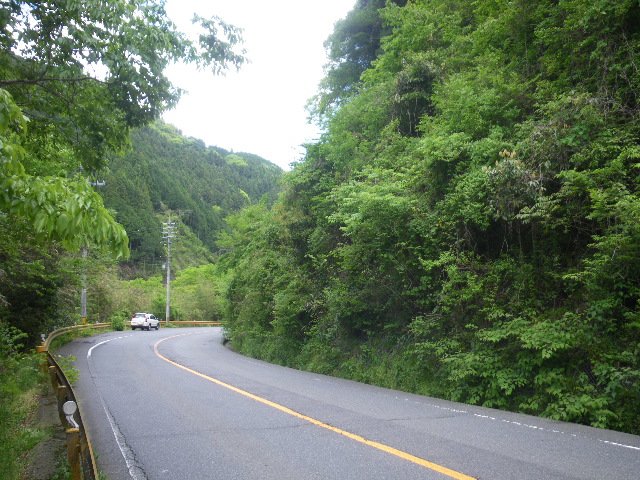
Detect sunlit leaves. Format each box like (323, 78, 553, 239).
(191, 15, 247, 74)
(1, 0, 247, 172)
(1, 88, 129, 258)
(219, 0, 640, 434)
(328, 168, 414, 246)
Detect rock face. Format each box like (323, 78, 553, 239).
(23, 393, 66, 480)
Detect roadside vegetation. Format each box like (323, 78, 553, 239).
(0, 323, 110, 480)
(218, 0, 640, 435)
(3, 5, 640, 474)
(0, 324, 46, 480)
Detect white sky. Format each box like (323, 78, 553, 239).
(162, 0, 356, 170)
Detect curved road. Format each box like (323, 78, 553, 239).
(58, 328, 640, 480)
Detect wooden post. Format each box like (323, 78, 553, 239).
(57, 385, 68, 426)
(66, 428, 82, 480)
(49, 366, 58, 390)
(36, 343, 48, 374)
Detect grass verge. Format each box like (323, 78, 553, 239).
(0, 322, 113, 480)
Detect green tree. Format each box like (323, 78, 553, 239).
(219, 0, 640, 434)
(1, 0, 246, 172)
(0, 90, 129, 257)
(1, 0, 246, 257)
(310, 0, 408, 121)
(1, 0, 247, 343)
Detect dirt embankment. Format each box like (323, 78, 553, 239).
(22, 392, 65, 480)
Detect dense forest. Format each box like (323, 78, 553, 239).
(101, 121, 282, 265)
(94, 122, 282, 323)
(0, 1, 252, 476)
(2, 0, 640, 460)
(218, 0, 640, 434)
(0, 118, 282, 341)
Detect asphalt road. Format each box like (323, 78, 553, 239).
(58, 327, 640, 480)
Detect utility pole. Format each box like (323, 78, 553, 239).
(80, 177, 105, 324)
(162, 217, 177, 324)
(80, 246, 87, 324)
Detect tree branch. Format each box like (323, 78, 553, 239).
(0, 76, 119, 87)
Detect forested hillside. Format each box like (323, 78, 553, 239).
(0, 2, 251, 475)
(1, 0, 245, 347)
(100, 121, 282, 265)
(0, 115, 282, 342)
(218, 0, 640, 434)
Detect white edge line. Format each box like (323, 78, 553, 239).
(86, 335, 146, 480)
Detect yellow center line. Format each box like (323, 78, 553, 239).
(154, 334, 477, 480)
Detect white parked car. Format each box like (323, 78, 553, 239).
(131, 312, 160, 331)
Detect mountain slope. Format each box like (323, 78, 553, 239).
(100, 121, 282, 262)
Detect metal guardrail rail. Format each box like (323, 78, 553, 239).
(43, 322, 111, 350)
(123, 320, 222, 328)
(161, 320, 222, 326)
(37, 323, 110, 480)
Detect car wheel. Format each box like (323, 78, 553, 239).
(131, 327, 136, 330)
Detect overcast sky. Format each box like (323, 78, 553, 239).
(162, 0, 356, 170)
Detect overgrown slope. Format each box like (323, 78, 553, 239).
(100, 121, 283, 263)
(218, 0, 640, 434)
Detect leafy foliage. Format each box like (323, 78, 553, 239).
(1, 0, 246, 172)
(100, 121, 282, 260)
(0, 2, 249, 347)
(219, 0, 640, 434)
(0, 323, 45, 480)
(107, 262, 224, 323)
(310, 0, 408, 120)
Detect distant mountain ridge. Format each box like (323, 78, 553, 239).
(100, 121, 283, 262)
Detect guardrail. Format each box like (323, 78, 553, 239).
(36, 320, 221, 478)
(43, 323, 111, 349)
(123, 320, 222, 327)
(37, 324, 110, 480)
(162, 320, 222, 327)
